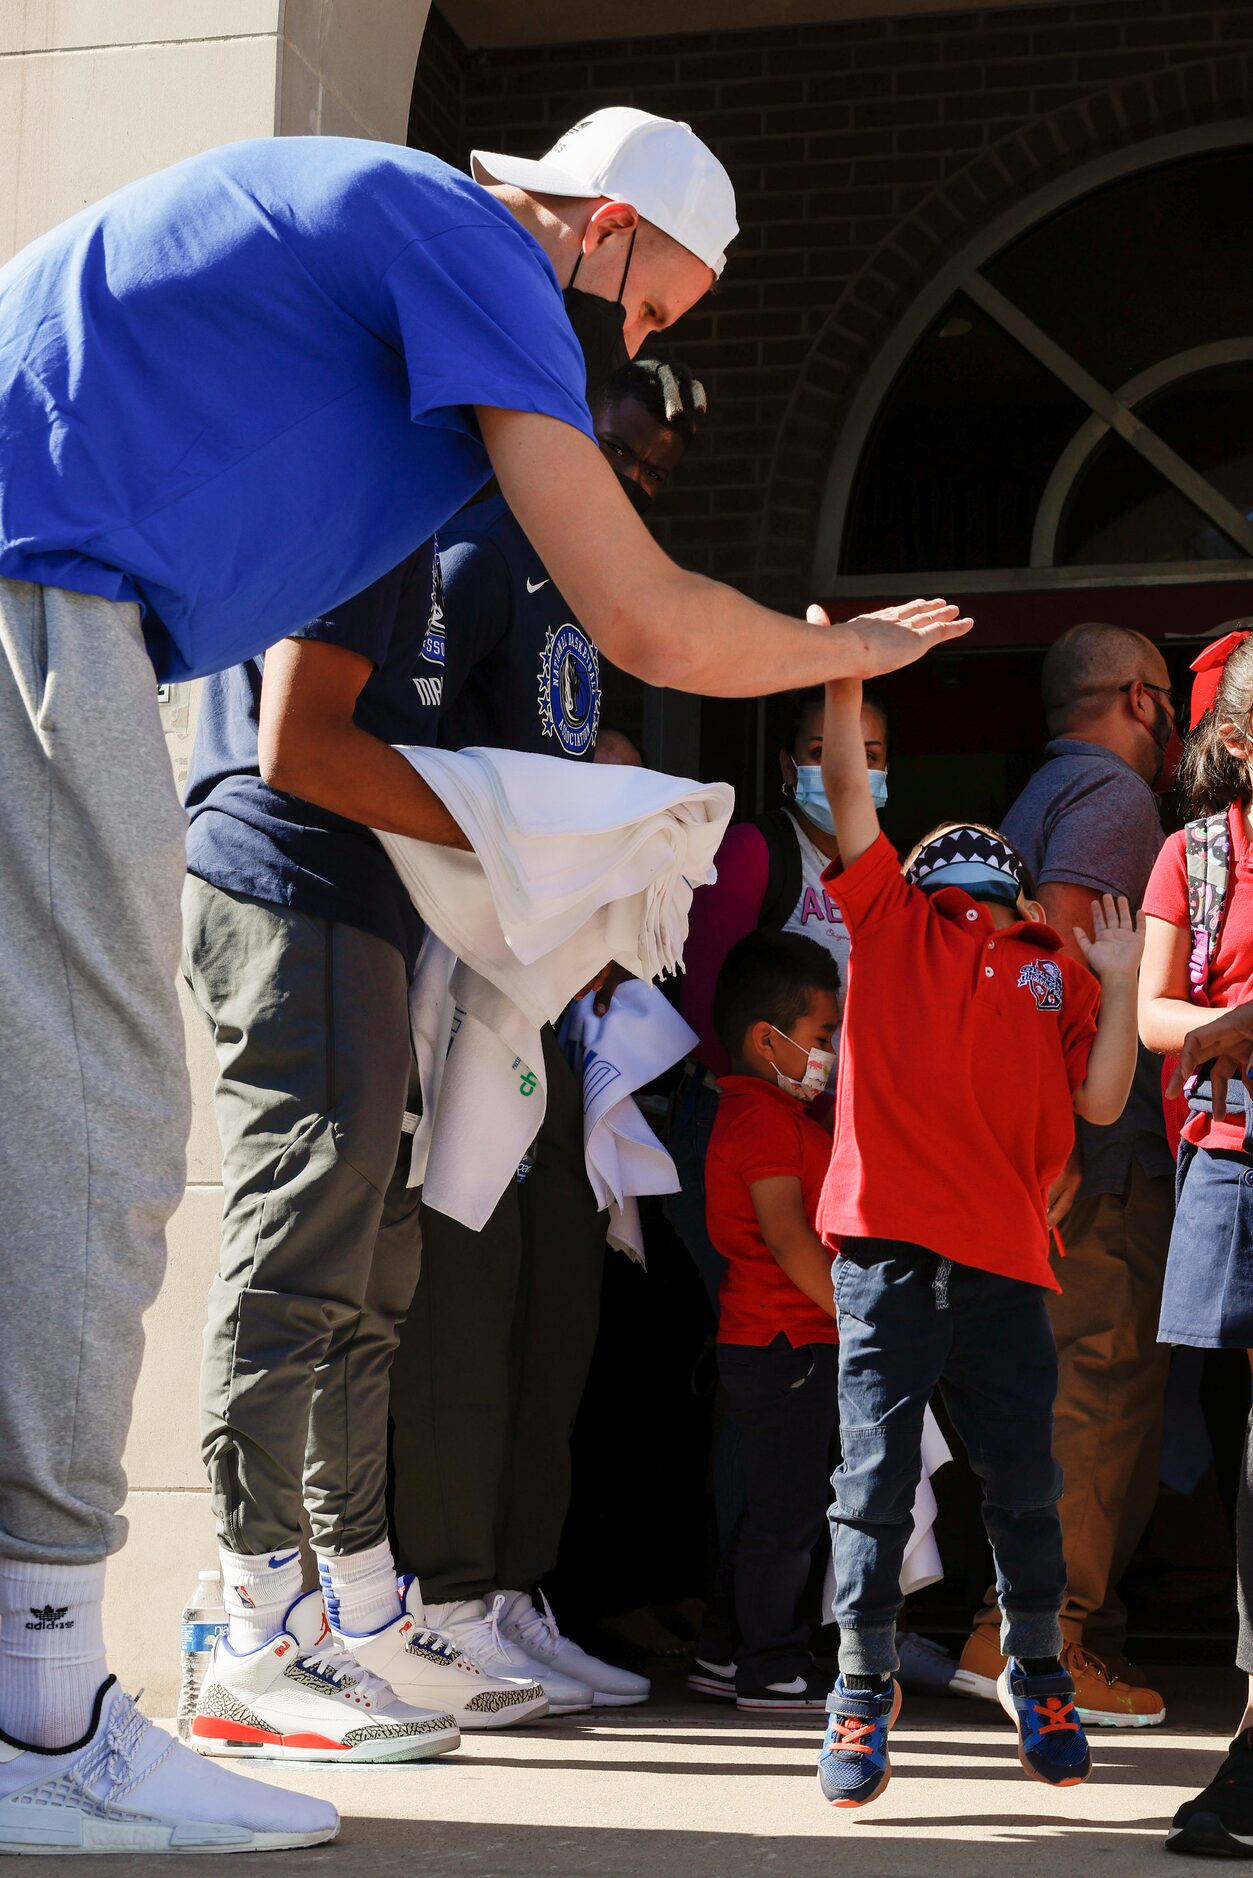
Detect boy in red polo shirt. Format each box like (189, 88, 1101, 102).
(815, 676, 1144, 1810)
(705, 930, 841, 1713)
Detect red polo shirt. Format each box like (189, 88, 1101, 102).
(706, 1075, 838, 1347)
(818, 834, 1100, 1292)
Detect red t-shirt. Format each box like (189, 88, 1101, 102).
(818, 834, 1101, 1291)
(1142, 802, 1253, 1152)
(706, 1074, 838, 1347)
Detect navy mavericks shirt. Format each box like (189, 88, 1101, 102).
(185, 546, 442, 973)
(435, 494, 602, 759)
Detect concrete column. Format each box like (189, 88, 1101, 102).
(2, 0, 429, 1710)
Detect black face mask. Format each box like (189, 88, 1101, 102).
(616, 471, 653, 519)
(562, 228, 636, 406)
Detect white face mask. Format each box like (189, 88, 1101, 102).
(769, 1024, 836, 1101)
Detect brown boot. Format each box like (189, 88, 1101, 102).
(952, 1628, 1005, 1703)
(1059, 1642, 1165, 1728)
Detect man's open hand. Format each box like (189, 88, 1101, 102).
(806, 598, 973, 676)
(1166, 1000, 1253, 1118)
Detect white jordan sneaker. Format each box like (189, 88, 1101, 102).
(0, 1677, 338, 1855)
(424, 1594, 594, 1715)
(191, 1589, 458, 1764)
(343, 1577, 548, 1730)
(497, 1590, 650, 1708)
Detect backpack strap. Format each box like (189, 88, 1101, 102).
(754, 806, 804, 932)
(1185, 811, 1233, 998)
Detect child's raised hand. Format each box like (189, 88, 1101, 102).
(1072, 894, 1145, 981)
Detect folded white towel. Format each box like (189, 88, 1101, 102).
(558, 981, 699, 1262)
(385, 749, 733, 1226)
(377, 747, 733, 1026)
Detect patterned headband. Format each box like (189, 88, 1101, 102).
(906, 826, 1026, 908)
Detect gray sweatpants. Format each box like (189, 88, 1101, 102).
(182, 877, 421, 1558)
(0, 578, 189, 1563)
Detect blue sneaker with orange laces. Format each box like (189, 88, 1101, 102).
(997, 1659, 1092, 1787)
(817, 1676, 902, 1808)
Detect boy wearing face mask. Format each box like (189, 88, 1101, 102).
(704, 931, 842, 1713)
(815, 676, 1146, 1810)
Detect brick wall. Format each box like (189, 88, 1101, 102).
(409, 3, 1253, 611)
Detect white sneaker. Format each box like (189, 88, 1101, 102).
(0, 1677, 338, 1855)
(345, 1577, 548, 1730)
(424, 1595, 594, 1715)
(191, 1589, 459, 1764)
(497, 1590, 650, 1709)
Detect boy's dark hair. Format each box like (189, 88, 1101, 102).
(713, 930, 841, 1059)
(776, 684, 893, 758)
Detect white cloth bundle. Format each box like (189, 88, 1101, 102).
(377, 746, 734, 1027)
(823, 1406, 953, 1614)
(381, 748, 733, 1226)
(558, 981, 700, 1262)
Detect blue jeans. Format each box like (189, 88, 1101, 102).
(830, 1239, 1065, 1677)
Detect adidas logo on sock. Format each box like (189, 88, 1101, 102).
(25, 1605, 73, 1631)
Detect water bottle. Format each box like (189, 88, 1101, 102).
(177, 1569, 226, 1740)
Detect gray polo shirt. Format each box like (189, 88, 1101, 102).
(1003, 737, 1174, 1198)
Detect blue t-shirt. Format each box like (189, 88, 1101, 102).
(0, 138, 592, 681)
(185, 544, 442, 973)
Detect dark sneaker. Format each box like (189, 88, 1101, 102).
(687, 1657, 737, 1701)
(817, 1677, 901, 1808)
(736, 1670, 829, 1713)
(997, 1660, 1092, 1787)
(1167, 1728, 1253, 1858)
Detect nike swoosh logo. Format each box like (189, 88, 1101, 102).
(526, 576, 549, 593)
(268, 1551, 300, 1569)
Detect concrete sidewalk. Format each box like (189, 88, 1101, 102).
(80, 1666, 1241, 1875)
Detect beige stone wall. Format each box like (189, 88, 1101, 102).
(2, 0, 429, 1710)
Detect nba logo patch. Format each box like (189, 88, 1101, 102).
(538, 623, 601, 758)
(421, 539, 446, 667)
(1017, 958, 1063, 1012)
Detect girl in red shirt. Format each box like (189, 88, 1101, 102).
(1139, 629, 1253, 1858)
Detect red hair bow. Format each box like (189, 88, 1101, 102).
(1190, 631, 1251, 728)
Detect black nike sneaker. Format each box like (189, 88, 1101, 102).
(1168, 1728, 1253, 1858)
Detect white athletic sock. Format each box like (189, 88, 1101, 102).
(0, 1557, 108, 1748)
(218, 1545, 304, 1653)
(316, 1539, 401, 1639)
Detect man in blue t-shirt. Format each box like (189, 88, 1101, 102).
(0, 102, 969, 1848)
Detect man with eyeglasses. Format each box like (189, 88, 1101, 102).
(954, 620, 1178, 1728)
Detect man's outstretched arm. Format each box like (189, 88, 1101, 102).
(477, 408, 971, 694)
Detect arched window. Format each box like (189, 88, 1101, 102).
(816, 130, 1253, 606)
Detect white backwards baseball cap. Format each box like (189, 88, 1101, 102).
(471, 105, 738, 279)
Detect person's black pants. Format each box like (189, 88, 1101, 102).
(717, 1337, 840, 1689)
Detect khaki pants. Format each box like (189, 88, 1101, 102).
(974, 1161, 1173, 1655)
(184, 877, 421, 1558)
